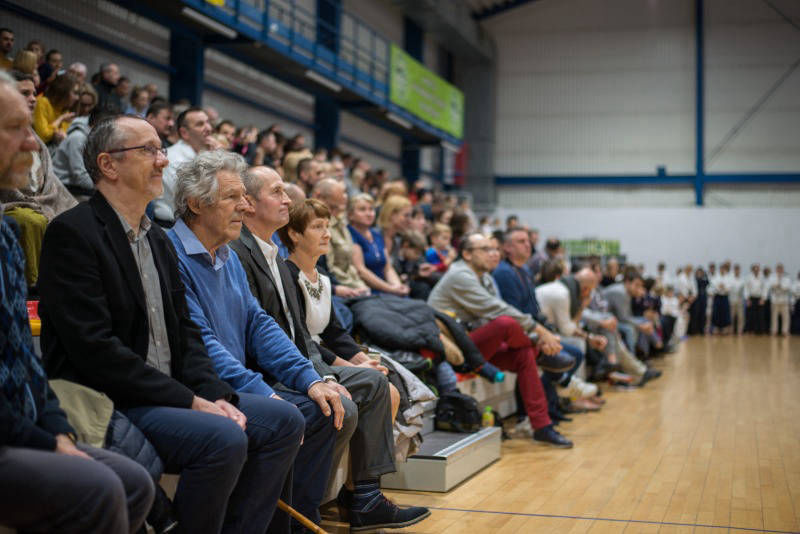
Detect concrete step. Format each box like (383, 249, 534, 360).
(381, 426, 502, 492)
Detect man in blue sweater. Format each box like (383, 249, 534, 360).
(167, 150, 344, 531)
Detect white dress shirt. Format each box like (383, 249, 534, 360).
(676, 273, 697, 298)
(254, 233, 295, 340)
(745, 274, 765, 300)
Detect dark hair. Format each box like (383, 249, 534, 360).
(175, 106, 206, 130)
(297, 157, 313, 176)
(540, 259, 565, 283)
(145, 101, 171, 118)
(643, 277, 656, 292)
(505, 214, 518, 225)
(277, 198, 331, 254)
(83, 115, 141, 183)
(623, 268, 643, 284)
(88, 105, 118, 128)
(44, 73, 78, 110)
(216, 119, 234, 132)
(10, 70, 33, 83)
(0, 28, 13, 35)
(129, 86, 148, 103)
(44, 49, 60, 62)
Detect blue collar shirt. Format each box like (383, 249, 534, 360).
(168, 219, 320, 397)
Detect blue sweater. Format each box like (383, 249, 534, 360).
(168, 220, 320, 397)
(492, 259, 540, 318)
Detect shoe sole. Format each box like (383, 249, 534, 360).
(350, 509, 432, 532)
(533, 439, 574, 449)
(538, 364, 574, 373)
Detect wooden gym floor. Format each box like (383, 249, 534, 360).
(324, 336, 800, 533)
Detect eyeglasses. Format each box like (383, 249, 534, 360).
(107, 145, 167, 158)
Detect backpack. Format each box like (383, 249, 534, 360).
(435, 390, 482, 433)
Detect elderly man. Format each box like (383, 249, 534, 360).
(428, 232, 575, 448)
(151, 106, 217, 225)
(312, 178, 370, 297)
(39, 115, 304, 534)
(1, 70, 77, 287)
(166, 151, 344, 530)
(93, 62, 122, 112)
(0, 72, 155, 534)
(231, 166, 429, 531)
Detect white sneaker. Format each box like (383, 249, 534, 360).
(559, 375, 598, 400)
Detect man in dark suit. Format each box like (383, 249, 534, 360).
(37, 115, 306, 534)
(230, 166, 430, 532)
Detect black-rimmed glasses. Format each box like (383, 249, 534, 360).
(107, 145, 167, 157)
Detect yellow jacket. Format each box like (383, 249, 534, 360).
(33, 95, 71, 144)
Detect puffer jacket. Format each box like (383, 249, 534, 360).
(52, 116, 94, 193)
(348, 294, 444, 356)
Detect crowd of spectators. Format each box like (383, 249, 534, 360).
(3, 25, 799, 534)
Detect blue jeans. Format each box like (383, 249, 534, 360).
(125, 393, 305, 534)
(267, 389, 337, 531)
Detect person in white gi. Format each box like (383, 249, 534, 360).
(767, 263, 792, 336)
(728, 264, 745, 335)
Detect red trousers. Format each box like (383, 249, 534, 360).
(469, 316, 551, 430)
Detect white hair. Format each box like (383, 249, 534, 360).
(174, 149, 248, 221)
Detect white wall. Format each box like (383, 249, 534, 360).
(2, 0, 170, 94)
(495, 203, 800, 276)
(485, 0, 697, 177)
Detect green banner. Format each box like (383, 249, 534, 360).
(389, 44, 464, 139)
(564, 239, 621, 257)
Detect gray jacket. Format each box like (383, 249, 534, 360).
(602, 283, 635, 326)
(427, 259, 537, 332)
(52, 116, 94, 192)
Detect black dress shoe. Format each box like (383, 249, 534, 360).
(533, 425, 574, 448)
(637, 367, 662, 387)
(536, 352, 575, 373)
(349, 495, 431, 532)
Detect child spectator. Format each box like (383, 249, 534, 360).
(425, 223, 456, 272)
(395, 231, 438, 300)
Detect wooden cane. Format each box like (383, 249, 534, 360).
(277, 499, 330, 534)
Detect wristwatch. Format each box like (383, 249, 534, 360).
(322, 375, 338, 384)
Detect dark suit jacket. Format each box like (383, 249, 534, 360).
(230, 225, 360, 368)
(38, 192, 234, 409)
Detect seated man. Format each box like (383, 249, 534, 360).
(428, 232, 575, 448)
(231, 166, 429, 531)
(493, 229, 598, 403)
(166, 152, 343, 530)
(603, 270, 662, 358)
(0, 71, 154, 534)
(0, 70, 77, 287)
(39, 115, 305, 534)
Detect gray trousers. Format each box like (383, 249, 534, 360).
(330, 365, 396, 482)
(0, 443, 154, 534)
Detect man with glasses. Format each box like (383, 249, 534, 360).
(428, 232, 575, 448)
(38, 115, 307, 533)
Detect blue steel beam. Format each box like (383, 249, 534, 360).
(694, 0, 705, 206)
(494, 174, 800, 186)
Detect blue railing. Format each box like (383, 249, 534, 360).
(181, 0, 461, 145)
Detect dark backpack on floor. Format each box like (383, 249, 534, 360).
(435, 390, 482, 433)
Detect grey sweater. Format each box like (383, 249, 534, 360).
(602, 283, 635, 326)
(52, 116, 94, 191)
(427, 259, 537, 332)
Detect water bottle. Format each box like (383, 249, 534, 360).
(482, 405, 495, 428)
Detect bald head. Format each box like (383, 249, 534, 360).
(312, 177, 347, 216)
(285, 182, 306, 205)
(575, 267, 598, 297)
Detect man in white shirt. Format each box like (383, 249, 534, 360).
(728, 264, 745, 335)
(676, 265, 697, 304)
(150, 107, 217, 224)
(745, 263, 767, 334)
(767, 263, 792, 336)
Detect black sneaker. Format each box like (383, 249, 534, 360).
(349, 494, 431, 532)
(533, 425, 574, 448)
(637, 367, 662, 387)
(536, 352, 575, 373)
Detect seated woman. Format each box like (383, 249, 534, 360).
(33, 73, 78, 147)
(347, 193, 410, 296)
(279, 198, 399, 416)
(377, 193, 412, 261)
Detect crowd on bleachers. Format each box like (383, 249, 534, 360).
(2, 25, 800, 534)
